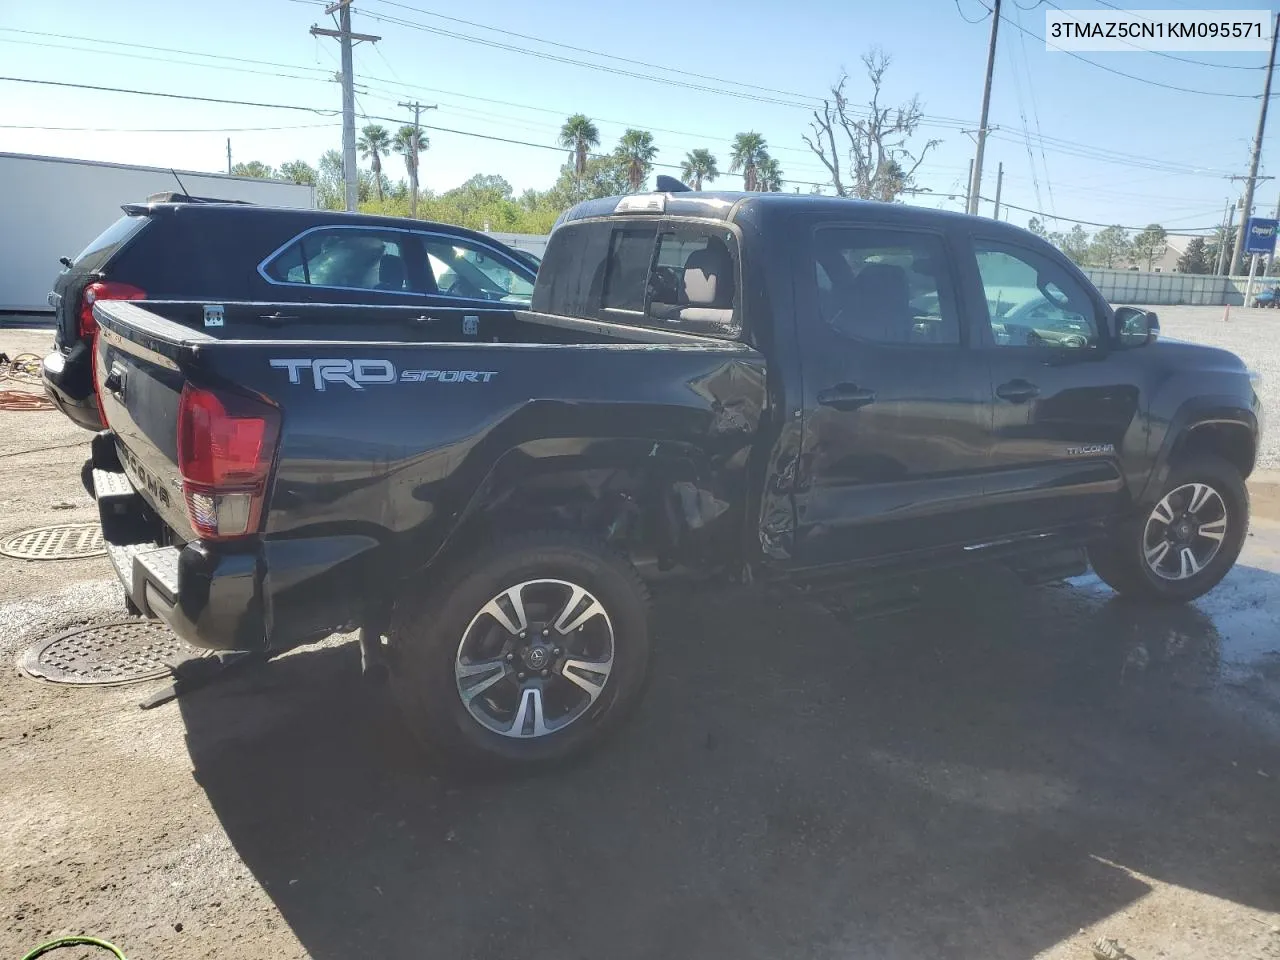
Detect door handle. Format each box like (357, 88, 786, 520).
(996, 379, 1040, 403)
(817, 384, 876, 411)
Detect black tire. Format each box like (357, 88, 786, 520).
(387, 530, 651, 771)
(1088, 454, 1248, 603)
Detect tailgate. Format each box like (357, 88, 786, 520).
(94, 301, 207, 540)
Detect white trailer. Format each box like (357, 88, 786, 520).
(0, 152, 315, 314)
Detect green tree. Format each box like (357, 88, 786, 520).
(1132, 223, 1168, 271)
(394, 125, 430, 206)
(1049, 225, 1091, 265)
(1203, 226, 1230, 275)
(1176, 235, 1212, 274)
(871, 157, 904, 202)
(317, 149, 344, 209)
(1027, 217, 1048, 238)
(729, 131, 768, 191)
(558, 114, 600, 182)
(278, 160, 317, 186)
(1089, 225, 1132, 268)
(616, 129, 657, 192)
(357, 124, 392, 202)
(757, 155, 784, 192)
(680, 148, 719, 190)
(230, 160, 275, 179)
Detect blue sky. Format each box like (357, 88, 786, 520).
(1, 0, 1275, 234)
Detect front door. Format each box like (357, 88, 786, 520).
(965, 236, 1143, 535)
(790, 222, 995, 569)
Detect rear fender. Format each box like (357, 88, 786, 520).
(432, 437, 742, 571)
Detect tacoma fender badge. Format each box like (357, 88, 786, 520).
(1065, 443, 1115, 456)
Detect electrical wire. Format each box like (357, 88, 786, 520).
(20, 935, 127, 959)
(0, 122, 339, 132)
(954, 0, 991, 25)
(978, 196, 1221, 232)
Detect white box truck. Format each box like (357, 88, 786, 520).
(0, 152, 315, 315)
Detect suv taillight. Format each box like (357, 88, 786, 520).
(177, 384, 281, 541)
(79, 280, 146, 339)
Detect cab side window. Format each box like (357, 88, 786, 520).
(812, 227, 960, 345)
(974, 242, 1101, 349)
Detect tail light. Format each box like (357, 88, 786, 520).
(79, 280, 146, 339)
(177, 384, 281, 541)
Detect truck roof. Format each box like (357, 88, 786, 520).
(559, 190, 1034, 239)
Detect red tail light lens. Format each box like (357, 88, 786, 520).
(79, 280, 146, 339)
(177, 384, 281, 541)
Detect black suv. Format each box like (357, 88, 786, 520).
(42, 202, 537, 430)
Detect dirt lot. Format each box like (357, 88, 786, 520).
(2, 321, 1279, 960)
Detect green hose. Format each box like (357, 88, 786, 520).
(20, 936, 127, 960)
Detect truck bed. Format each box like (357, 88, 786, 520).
(91, 299, 766, 651)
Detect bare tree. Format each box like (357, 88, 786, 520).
(801, 48, 941, 202)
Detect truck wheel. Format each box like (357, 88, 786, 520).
(387, 530, 651, 771)
(1088, 454, 1248, 603)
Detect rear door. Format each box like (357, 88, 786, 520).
(962, 235, 1141, 533)
(789, 220, 995, 568)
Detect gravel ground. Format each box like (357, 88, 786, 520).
(1145, 305, 1276, 468)
(2, 323, 1279, 960)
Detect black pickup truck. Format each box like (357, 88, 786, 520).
(87, 191, 1262, 769)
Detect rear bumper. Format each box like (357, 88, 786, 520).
(91, 436, 379, 652)
(42, 343, 103, 431)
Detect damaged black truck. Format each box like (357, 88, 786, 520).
(88, 191, 1262, 769)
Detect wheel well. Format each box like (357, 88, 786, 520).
(435, 466, 737, 573)
(1174, 422, 1255, 479)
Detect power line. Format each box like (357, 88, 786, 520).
(0, 121, 339, 132)
(979, 196, 1221, 232)
(362, 0, 829, 105)
(954, 0, 991, 25)
(0, 75, 340, 114)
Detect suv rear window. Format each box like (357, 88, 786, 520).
(72, 214, 149, 272)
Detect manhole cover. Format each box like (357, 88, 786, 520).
(18, 620, 203, 686)
(0, 523, 105, 560)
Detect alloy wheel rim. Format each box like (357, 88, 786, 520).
(454, 578, 615, 738)
(1142, 482, 1228, 581)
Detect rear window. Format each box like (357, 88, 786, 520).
(533, 220, 741, 339)
(72, 214, 149, 272)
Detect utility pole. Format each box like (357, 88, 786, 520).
(397, 100, 437, 219)
(226, 138, 232, 175)
(311, 0, 379, 212)
(966, 0, 1001, 215)
(1217, 200, 1237, 276)
(964, 158, 974, 212)
(1230, 10, 1280, 275)
(992, 162, 1004, 220)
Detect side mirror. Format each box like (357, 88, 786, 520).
(1115, 306, 1159, 347)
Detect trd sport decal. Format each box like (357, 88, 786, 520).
(270, 359, 498, 391)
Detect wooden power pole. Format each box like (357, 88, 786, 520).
(966, 0, 1001, 215)
(1230, 11, 1280, 275)
(311, 0, 379, 211)
(397, 100, 437, 219)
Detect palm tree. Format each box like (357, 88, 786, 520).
(616, 129, 657, 192)
(357, 124, 392, 202)
(558, 114, 600, 182)
(394, 125, 430, 215)
(757, 155, 783, 192)
(680, 149, 719, 190)
(729, 132, 768, 191)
